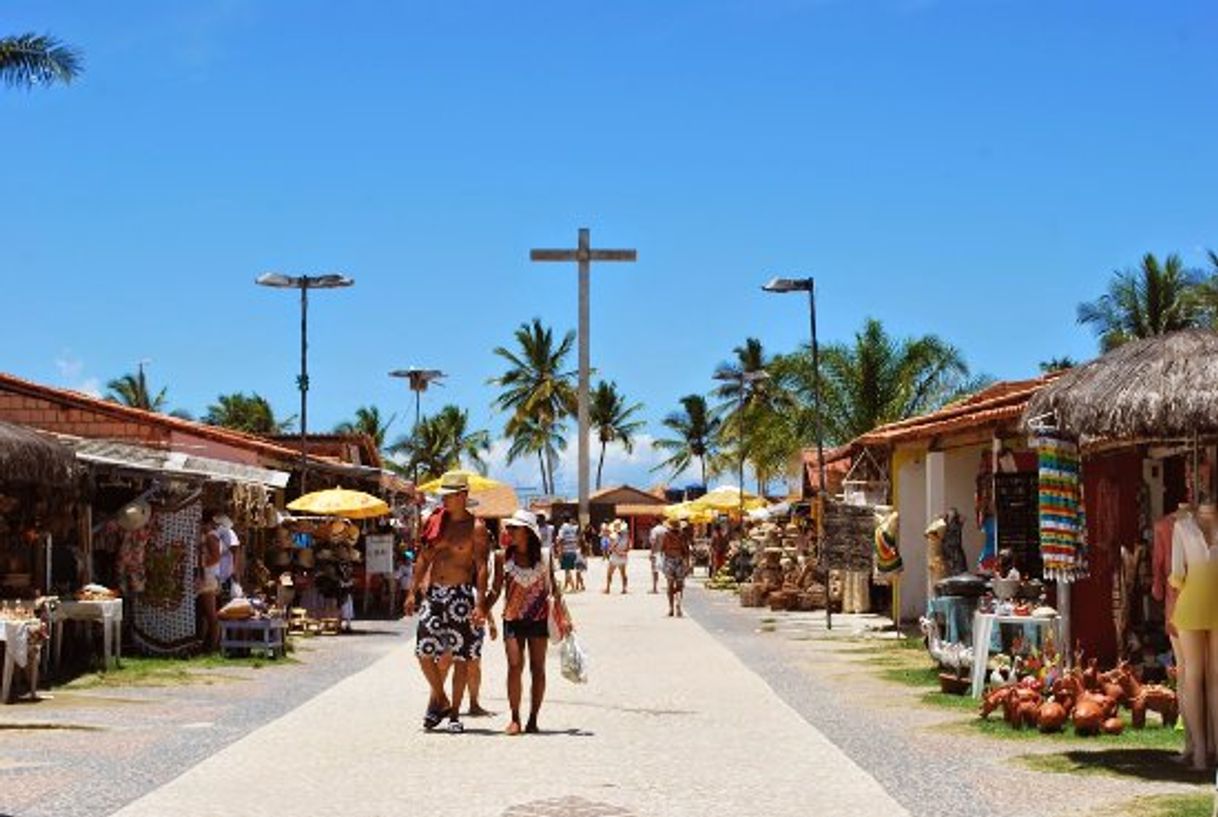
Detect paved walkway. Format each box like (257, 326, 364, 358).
(111, 555, 907, 817)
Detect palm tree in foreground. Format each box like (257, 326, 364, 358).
(204, 393, 295, 435)
(1, 33, 81, 88)
(652, 394, 720, 487)
(1077, 253, 1204, 351)
(589, 380, 645, 489)
(334, 405, 395, 450)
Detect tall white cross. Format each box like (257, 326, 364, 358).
(531, 227, 637, 526)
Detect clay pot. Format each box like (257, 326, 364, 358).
(1037, 701, 1067, 733)
(1101, 717, 1125, 735)
(1073, 700, 1104, 736)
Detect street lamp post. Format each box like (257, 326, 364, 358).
(388, 368, 446, 486)
(763, 275, 829, 628)
(256, 272, 355, 492)
(713, 368, 769, 523)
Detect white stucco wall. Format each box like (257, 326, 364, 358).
(895, 450, 928, 621)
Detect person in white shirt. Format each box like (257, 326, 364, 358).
(604, 519, 631, 594)
(213, 514, 242, 601)
(648, 520, 668, 594)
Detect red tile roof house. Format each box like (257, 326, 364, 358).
(842, 375, 1059, 624)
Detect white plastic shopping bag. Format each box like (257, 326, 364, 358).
(559, 633, 588, 684)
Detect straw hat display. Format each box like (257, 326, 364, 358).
(116, 499, 152, 532)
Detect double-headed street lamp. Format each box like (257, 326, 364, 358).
(256, 272, 355, 491)
(762, 275, 829, 628)
(712, 368, 770, 523)
(388, 367, 446, 487)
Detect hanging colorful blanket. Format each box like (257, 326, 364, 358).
(1037, 434, 1088, 582)
(133, 502, 201, 654)
(873, 510, 903, 574)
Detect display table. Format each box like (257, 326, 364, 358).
(220, 618, 286, 658)
(970, 611, 1061, 698)
(53, 599, 122, 671)
(1, 619, 43, 703)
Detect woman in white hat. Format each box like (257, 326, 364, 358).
(498, 509, 566, 735)
(604, 519, 631, 594)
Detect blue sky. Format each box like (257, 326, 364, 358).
(4, 2, 1218, 494)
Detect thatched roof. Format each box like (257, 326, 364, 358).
(0, 420, 76, 486)
(1021, 329, 1218, 439)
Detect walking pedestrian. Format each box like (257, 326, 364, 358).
(557, 515, 581, 592)
(498, 509, 566, 735)
(710, 523, 729, 577)
(648, 518, 668, 594)
(404, 472, 490, 733)
(466, 519, 503, 718)
(661, 521, 692, 617)
(604, 519, 631, 594)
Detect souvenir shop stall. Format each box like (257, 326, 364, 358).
(972, 330, 1218, 756)
(65, 437, 287, 658)
(274, 488, 391, 634)
(0, 421, 79, 702)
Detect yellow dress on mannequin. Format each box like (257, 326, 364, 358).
(1170, 513, 1218, 631)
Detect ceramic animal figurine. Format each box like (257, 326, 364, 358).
(1036, 701, 1067, 733)
(1072, 698, 1104, 736)
(1115, 664, 1179, 729)
(1101, 717, 1125, 735)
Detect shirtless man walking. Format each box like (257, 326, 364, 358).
(405, 472, 490, 733)
(661, 521, 692, 617)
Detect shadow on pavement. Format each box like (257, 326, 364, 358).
(1048, 749, 1212, 784)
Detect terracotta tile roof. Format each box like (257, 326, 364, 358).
(801, 444, 853, 466)
(616, 502, 667, 517)
(471, 484, 521, 520)
(0, 371, 300, 460)
(853, 374, 1059, 447)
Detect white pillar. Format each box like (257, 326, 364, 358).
(925, 450, 946, 603)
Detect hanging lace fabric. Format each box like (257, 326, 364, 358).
(1037, 433, 1089, 581)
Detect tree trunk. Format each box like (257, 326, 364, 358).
(699, 456, 707, 488)
(596, 442, 607, 490)
(538, 450, 548, 496)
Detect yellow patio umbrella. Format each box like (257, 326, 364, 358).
(663, 501, 715, 524)
(417, 470, 506, 494)
(287, 487, 390, 519)
(690, 485, 767, 515)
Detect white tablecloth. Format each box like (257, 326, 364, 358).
(0, 619, 39, 669)
(53, 599, 122, 670)
(970, 611, 1062, 698)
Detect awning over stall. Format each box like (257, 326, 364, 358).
(64, 438, 290, 488)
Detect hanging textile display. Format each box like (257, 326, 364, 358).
(133, 501, 201, 654)
(1037, 434, 1088, 582)
(873, 510, 902, 574)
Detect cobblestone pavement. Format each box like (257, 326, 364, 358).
(0, 620, 410, 817)
(684, 582, 1207, 817)
(104, 555, 908, 817)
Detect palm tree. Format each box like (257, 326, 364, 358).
(388, 404, 490, 482)
(652, 394, 721, 486)
(106, 368, 168, 413)
(1, 33, 81, 88)
(334, 406, 395, 449)
(589, 380, 645, 489)
(1039, 357, 1077, 373)
(490, 319, 577, 493)
(204, 393, 295, 435)
(1077, 253, 1204, 351)
(506, 416, 568, 495)
(788, 318, 972, 445)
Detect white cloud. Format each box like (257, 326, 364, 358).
(55, 352, 102, 397)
